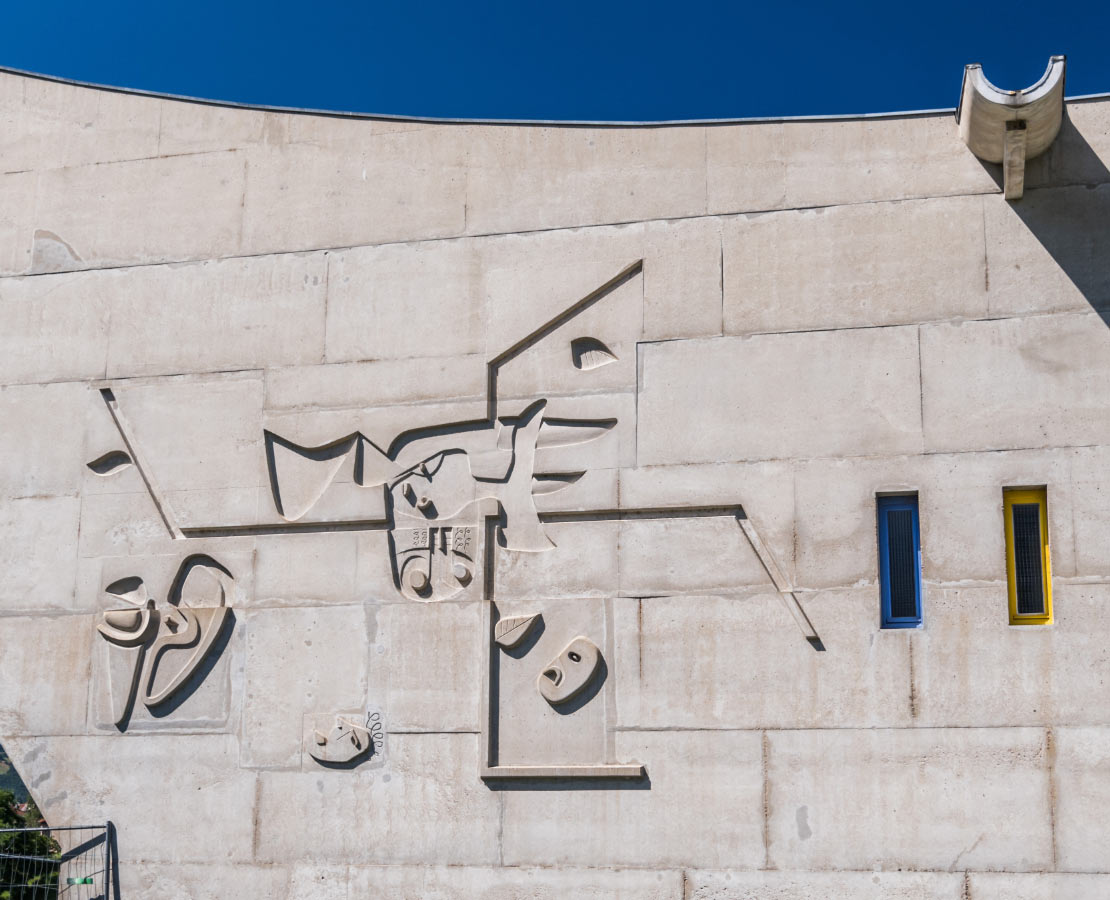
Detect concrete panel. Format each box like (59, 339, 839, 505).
(706, 122, 788, 214)
(76, 491, 179, 559)
(240, 605, 368, 768)
(920, 314, 1110, 453)
(265, 355, 488, 410)
(1054, 726, 1110, 872)
(464, 125, 707, 235)
(252, 532, 360, 606)
(0, 615, 90, 736)
(984, 185, 1110, 317)
(710, 116, 999, 214)
(495, 521, 618, 600)
(910, 448, 1076, 583)
(2, 734, 257, 864)
(117, 863, 304, 900)
(1071, 445, 1110, 576)
(254, 733, 499, 865)
(325, 240, 485, 363)
(640, 217, 723, 341)
(723, 197, 987, 335)
(618, 461, 795, 585)
(156, 100, 270, 156)
(0, 71, 161, 171)
(240, 131, 466, 256)
(0, 381, 90, 500)
(0, 170, 36, 275)
(785, 116, 996, 209)
(482, 251, 641, 362)
(792, 448, 1075, 591)
(911, 585, 1110, 728)
(765, 727, 1052, 872)
(348, 864, 683, 899)
(618, 516, 772, 596)
(969, 873, 1110, 899)
(687, 870, 964, 900)
(0, 496, 80, 613)
(366, 600, 481, 732)
(283, 111, 433, 145)
(110, 374, 266, 525)
(479, 216, 721, 347)
(501, 730, 764, 868)
(0, 272, 110, 384)
(32, 151, 246, 271)
(624, 589, 910, 730)
(638, 327, 922, 466)
(1025, 100, 1110, 191)
(490, 275, 641, 402)
(492, 595, 609, 768)
(103, 253, 327, 378)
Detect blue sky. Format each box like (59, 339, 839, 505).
(2, 1, 1109, 121)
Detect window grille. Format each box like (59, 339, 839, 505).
(1004, 488, 1053, 625)
(877, 494, 923, 628)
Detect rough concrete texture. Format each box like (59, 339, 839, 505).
(1, 68, 1109, 896)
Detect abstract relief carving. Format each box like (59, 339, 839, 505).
(88, 258, 824, 783)
(494, 613, 540, 649)
(86, 450, 132, 476)
(305, 709, 385, 766)
(97, 555, 234, 729)
(265, 398, 615, 601)
(536, 636, 602, 706)
(570, 336, 618, 370)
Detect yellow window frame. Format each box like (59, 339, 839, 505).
(1003, 487, 1052, 625)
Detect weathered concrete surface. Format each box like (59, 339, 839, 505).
(638, 326, 923, 465)
(1, 70, 1109, 896)
(687, 869, 965, 899)
(765, 728, 1053, 872)
(349, 864, 682, 899)
(723, 196, 987, 335)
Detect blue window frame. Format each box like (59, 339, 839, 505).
(877, 495, 923, 628)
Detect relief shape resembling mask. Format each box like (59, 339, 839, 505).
(309, 718, 373, 765)
(536, 636, 601, 705)
(96, 555, 233, 729)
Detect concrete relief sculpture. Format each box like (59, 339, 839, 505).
(536, 637, 602, 706)
(494, 613, 540, 649)
(305, 709, 385, 767)
(570, 336, 618, 370)
(96, 555, 234, 729)
(86, 259, 822, 783)
(265, 397, 615, 601)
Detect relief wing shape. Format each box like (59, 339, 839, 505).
(265, 431, 400, 520)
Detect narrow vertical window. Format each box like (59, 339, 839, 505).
(877, 494, 922, 628)
(1004, 487, 1052, 625)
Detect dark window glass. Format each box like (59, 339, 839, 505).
(1012, 503, 1045, 615)
(878, 495, 922, 627)
(886, 509, 918, 619)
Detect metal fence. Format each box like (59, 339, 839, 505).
(0, 824, 111, 900)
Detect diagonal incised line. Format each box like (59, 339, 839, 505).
(100, 387, 183, 540)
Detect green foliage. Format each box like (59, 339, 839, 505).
(0, 789, 60, 899)
(0, 747, 28, 804)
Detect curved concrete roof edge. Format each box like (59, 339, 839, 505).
(6, 62, 1108, 128)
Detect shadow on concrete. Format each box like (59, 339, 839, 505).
(146, 610, 236, 720)
(485, 771, 652, 792)
(985, 110, 1110, 328)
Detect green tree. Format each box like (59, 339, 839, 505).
(0, 789, 60, 900)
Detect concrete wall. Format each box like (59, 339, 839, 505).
(2, 70, 1110, 898)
